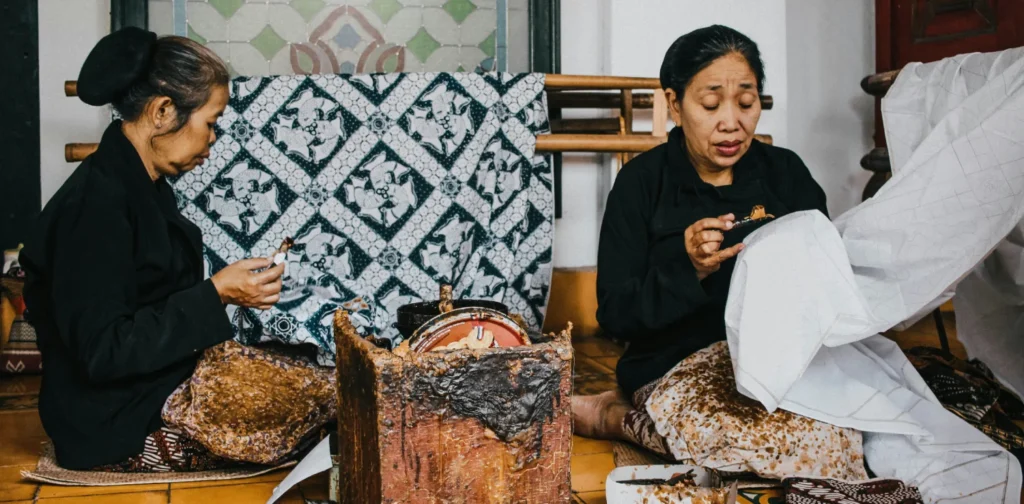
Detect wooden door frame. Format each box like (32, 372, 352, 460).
(0, 0, 41, 250)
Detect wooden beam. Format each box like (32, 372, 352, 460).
(65, 143, 98, 162)
(859, 147, 891, 172)
(652, 90, 668, 137)
(67, 134, 773, 161)
(544, 74, 662, 90)
(65, 78, 776, 112)
(860, 69, 901, 97)
(535, 133, 772, 153)
(548, 91, 773, 110)
(550, 118, 621, 134)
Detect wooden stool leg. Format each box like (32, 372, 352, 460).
(932, 308, 950, 355)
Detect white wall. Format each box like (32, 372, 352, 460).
(35, 0, 875, 268)
(38, 0, 110, 205)
(553, 0, 614, 268)
(785, 0, 875, 218)
(553, 0, 875, 267)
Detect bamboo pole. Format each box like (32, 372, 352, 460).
(65, 75, 774, 110)
(535, 133, 772, 153)
(543, 74, 662, 90)
(66, 134, 773, 161)
(548, 91, 773, 110)
(548, 92, 657, 109)
(860, 69, 901, 97)
(550, 118, 621, 134)
(65, 143, 98, 162)
(652, 90, 669, 137)
(64, 74, 665, 96)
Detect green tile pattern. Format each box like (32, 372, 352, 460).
(173, 0, 514, 75)
(368, 0, 403, 24)
(187, 23, 206, 45)
(251, 25, 287, 60)
(443, 0, 477, 24)
(291, 0, 326, 22)
(478, 30, 496, 58)
(407, 27, 441, 64)
(208, 0, 243, 19)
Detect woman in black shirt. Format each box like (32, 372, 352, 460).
(572, 26, 829, 452)
(21, 28, 285, 470)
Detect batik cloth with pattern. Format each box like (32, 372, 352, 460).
(92, 427, 238, 473)
(162, 341, 336, 465)
(782, 477, 923, 504)
(644, 342, 869, 481)
(167, 73, 554, 365)
(906, 346, 1024, 458)
(622, 378, 674, 458)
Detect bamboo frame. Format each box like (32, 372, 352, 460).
(543, 74, 661, 90)
(65, 74, 663, 97)
(64, 134, 775, 162)
(547, 91, 773, 111)
(535, 133, 773, 153)
(63, 73, 775, 161)
(66, 80, 776, 111)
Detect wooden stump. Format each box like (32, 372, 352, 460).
(333, 311, 574, 504)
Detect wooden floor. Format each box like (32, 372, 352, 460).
(0, 313, 996, 503)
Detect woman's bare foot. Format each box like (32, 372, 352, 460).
(571, 389, 633, 440)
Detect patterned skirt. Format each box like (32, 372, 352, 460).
(621, 378, 674, 458)
(93, 427, 240, 473)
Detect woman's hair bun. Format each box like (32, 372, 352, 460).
(77, 27, 157, 106)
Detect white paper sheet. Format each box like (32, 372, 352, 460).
(266, 436, 332, 504)
(650, 48, 1024, 503)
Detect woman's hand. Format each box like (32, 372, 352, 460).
(210, 258, 285, 310)
(684, 214, 745, 281)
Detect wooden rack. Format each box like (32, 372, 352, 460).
(62, 73, 775, 162)
(858, 69, 901, 200)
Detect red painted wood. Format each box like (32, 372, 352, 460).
(872, 0, 1024, 148)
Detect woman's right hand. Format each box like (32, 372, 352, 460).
(684, 214, 745, 281)
(210, 258, 285, 310)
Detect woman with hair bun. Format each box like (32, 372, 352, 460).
(572, 25, 829, 456)
(21, 27, 285, 471)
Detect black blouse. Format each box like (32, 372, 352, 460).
(597, 127, 829, 397)
(21, 121, 234, 469)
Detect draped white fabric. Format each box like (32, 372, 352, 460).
(648, 48, 1024, 503)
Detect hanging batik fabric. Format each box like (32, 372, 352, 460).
(168, 73, 554, 364)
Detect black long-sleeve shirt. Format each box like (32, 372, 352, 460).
(597, 127, 829, 397)
(20, 121, 234, 469)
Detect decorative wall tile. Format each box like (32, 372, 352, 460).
(209, 0, 245, 18)
(442, 0, 476, 24)
(151, 0, 528, 75)
(368, 0, 402, 23)
(149, 0, 175, 36)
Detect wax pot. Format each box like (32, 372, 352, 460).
(332, 309, 573, 503)
(399, 285, 530, 352)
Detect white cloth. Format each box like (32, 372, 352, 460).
(955, 223, 1024, 399)
(650, 48, 1024, 503)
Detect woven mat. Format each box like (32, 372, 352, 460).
(21, 443, 295, 486)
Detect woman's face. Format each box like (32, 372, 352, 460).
(669, 52, 761, 172)
(151, 84, 229, 177)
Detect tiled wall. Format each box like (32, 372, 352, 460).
(149, 0, 529, 77)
